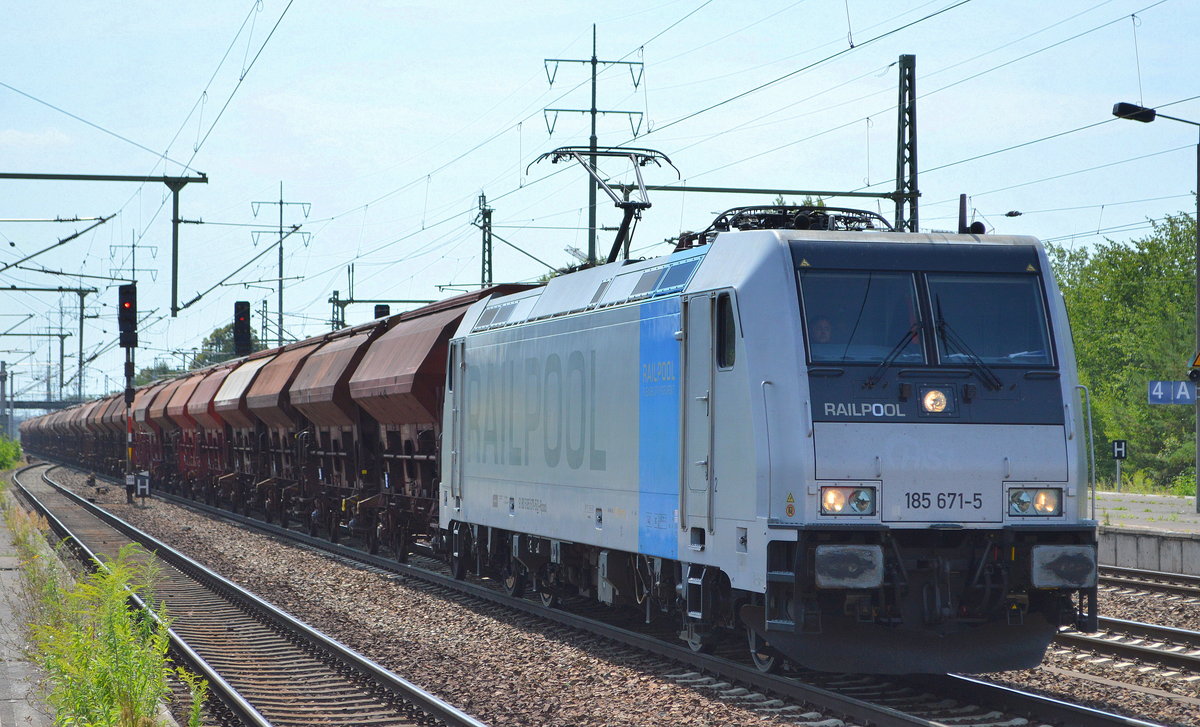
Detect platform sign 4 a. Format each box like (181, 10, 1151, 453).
(1147, 380, 1196, 405)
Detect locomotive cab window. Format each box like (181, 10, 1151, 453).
(927, 274, 1053, 366)
(716, 292, 737, 369)
(798, 271, 924, 364)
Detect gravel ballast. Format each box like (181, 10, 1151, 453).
(51, 469, 1200, 726)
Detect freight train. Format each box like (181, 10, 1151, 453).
(22, 203, 1099, 674)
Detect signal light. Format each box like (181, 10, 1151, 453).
(233, 301, 252, 356)
(117, 284, 137, 348)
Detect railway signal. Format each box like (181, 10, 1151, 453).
(233, 301, 252, 356)
(117, 284, 137, 348)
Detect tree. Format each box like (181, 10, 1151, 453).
(192, 323, 264, 368)
(773, 194, 825, 207)
(1047, 212, 1196, 488)
(133, 360, 184, 386)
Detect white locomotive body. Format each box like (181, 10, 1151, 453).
(443, 212, 1097, 674)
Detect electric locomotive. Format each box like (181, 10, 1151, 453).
(20, 200, 1098, 675)
(441, 205, 1098, 674)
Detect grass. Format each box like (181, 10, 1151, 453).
(2, 475, 209, 727)
(1099, 467, 1197, 496)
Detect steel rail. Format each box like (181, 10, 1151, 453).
(1100, 565, 1200, 598)
(1054, 617, 1200, 673)
(14, 464, 490, 727)
(132, 475, 1163, 727)
(9, 464, 270, 727)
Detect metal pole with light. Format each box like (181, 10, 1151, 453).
(1113, 101, 1200, 513)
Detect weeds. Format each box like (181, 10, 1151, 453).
(0, 436, 22, 469)
(1100, 467, 1198, 497)
(4, 495, 208, 726)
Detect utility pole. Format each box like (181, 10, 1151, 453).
(544, 26, 644, 264)
(260, 300, 269, 346)
(0, 172, 207, 317)
(475, 193, 493, 287)
(0, 361, 6, 438)
(7, 369, 14, 438)
(1, 287, 95, 400)
(110, 230, 156, 283)
(252, 183, 310, 347)
(0, 331, 73, 399)
(327, 264, 431, 330)
(894, 54, 919, 232)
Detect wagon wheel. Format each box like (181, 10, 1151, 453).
(392, 520, 411, 563)
(262, 492, 275, 524)
(327, 506, 340, 544)
(366, 513, 381, 555)
(275, 494, 290, 528)
(307, 506, 321, 537)
(747, 628, 781, 674)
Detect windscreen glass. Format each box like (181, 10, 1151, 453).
(799, 271, 924, 364)
(927, 274, 1052, 365)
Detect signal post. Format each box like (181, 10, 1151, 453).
(118, 284, 137, 504)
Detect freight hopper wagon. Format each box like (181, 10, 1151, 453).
(440, 207, 1098, 674)
(42, 286, 531, 558)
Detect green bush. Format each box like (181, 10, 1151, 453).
(2, 512, 209, 727)
(0, 435, 22, 469)
(1168, 469, 1196, 497)
(30, 544, 176, 726)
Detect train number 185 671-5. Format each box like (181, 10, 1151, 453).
(904, 491, 983, 510)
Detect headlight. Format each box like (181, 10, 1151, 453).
(821, 486, 876, 515)
(922, 388, 948, 413)
(1008, 487, 1062, 516)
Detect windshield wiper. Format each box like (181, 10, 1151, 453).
(864, 321, 922, 388)
(935, 298, 1002, 390)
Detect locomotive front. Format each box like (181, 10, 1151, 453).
(750, 232, 1098, 673)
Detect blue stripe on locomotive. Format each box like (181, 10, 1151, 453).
(638, 296, 681, 560)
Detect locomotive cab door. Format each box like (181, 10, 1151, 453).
(682, 293, 715, 533)
(447, 339, 465, 506)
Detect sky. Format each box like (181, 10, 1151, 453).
(2, 0, 1198, 402)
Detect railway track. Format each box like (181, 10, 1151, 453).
(8, 464, 487, 727)
(1100, 565, 1200, 600)
(1056, 617, 1200, 674)
(47, 468, 1161, 727)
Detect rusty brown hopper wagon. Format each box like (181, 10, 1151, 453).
(242, 341, 322, 523)
(286, 319, 394, 545)
(344, 287, 530, 553)
(130, 381, 169, 477)
(185, 364, 235, 495)
(211, 352, 275, 506)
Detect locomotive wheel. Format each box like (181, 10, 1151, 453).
(502, 561, 528, 598)
(307, 508, 320, 537)
(450, 552, 467, 580)
(685, 624, 719, 654)
(450, 527, 470, 580)
(536, 566, 560, 608)
(263, 496, 274, 524)
(747, 628, 781, 674)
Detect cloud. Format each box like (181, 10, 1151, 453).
(0, 128, 72, 149)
